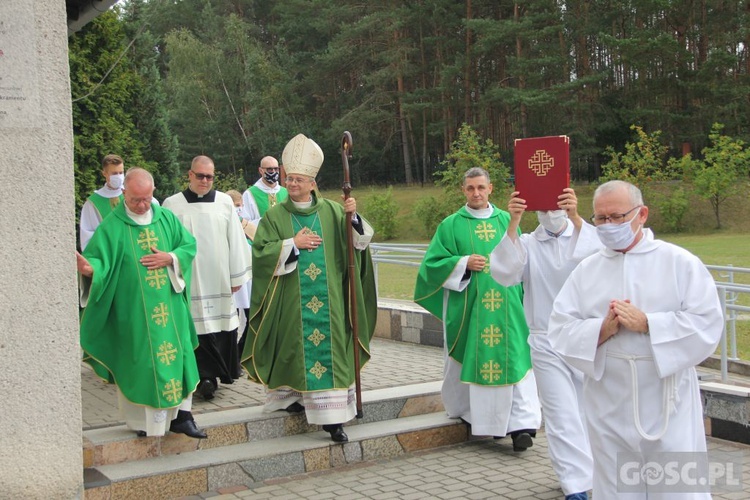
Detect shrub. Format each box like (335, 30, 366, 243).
(363, 187, 399, 240)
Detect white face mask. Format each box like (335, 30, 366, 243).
(596, 208, 641, 250)
(537, 210, 567, 234)
(107, 173, 125, 190)
(235, 206, 242, 216)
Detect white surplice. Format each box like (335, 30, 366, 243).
(79, 184, 122, 250)
(491, 220, 601, 495)
(548, 228, 723, 499)
(163, 190, 252, 335)
(439, 204, 541, 437)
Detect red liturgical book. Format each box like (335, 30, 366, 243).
(514, 135, 570, 211)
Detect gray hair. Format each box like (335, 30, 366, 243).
(123, 167, 154, 190)
(593, 180, 643, 208)
(463, 167, 490, 184)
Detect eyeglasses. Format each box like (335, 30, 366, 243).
(127, 197, 153, 205)
(191, 171, 215, 181)
(286, 176, 312, 185)
(590, 206, 641, 225)
(263, 167, 280, 172)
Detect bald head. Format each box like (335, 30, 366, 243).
(124, 167, 154, 190)
(123, 168, 155, 215)
(191, 155, 214, 170)
(259, 156, 280, 186)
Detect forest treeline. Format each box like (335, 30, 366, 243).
(70, 0, 750, 208)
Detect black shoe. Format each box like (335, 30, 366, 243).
(135, 430, 147, 437)
(511, 432, 533, 452)
(284, 402, 305, 413)
(322, 424, 348, 443)
(197, 379, 215, 401)
(169, 418, 207, 439)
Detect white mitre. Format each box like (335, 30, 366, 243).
(282, 133, 324, 178)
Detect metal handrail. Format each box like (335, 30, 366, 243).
(371, 243, 750, 381)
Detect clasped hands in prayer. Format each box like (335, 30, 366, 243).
(76, 246, 173, 278)
(598, 299, 649, 345)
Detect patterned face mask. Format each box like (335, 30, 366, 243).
(263, 170, 280, 184)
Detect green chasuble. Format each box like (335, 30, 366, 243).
(241, 193, 377, 392)
(249, 185, 288, 216)
(414, 205, 531, 386)
(88, 191, 123, 220)
(80, 203, 200, 409)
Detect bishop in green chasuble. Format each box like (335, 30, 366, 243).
(241, 194, 377, 396)
(80, 202, 200, 412)
(415, 205, 531, 386)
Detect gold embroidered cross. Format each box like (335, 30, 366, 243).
(151, 303, 169, 327)
(162, 378, 183, 403)
(307, 329, 325, 346)
(156, 341, 177, 365)
(474, 221, 497, 242)
(269, 193, 277, 206)
(481, 361, 503, 382)
(137, 228, 159, 251)
(482, 290, 503, 312)
(528, 149, 554, 176)
(145, 268, 168, 289)
(304, 263, 322, 281)
(309, 361, 328, 380)
(306, 296, 324, 314)
(481, 325, 503, 347)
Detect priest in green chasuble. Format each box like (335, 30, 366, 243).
(414, 167, 541, 451)
(241, 134, 377, 443)
(77, 168, 207, 439)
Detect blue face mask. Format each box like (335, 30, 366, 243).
(263, 170, 280, 184)
(596, 208, 641, 250)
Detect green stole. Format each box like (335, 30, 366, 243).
(89, 192, 123, 220)
(414, 205, 531, 386)
(291, 211, 335, 389)
(80, 203, 200, 408)
(249, 185, 287, 215)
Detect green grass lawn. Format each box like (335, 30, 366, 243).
(321, 183, 750, 358)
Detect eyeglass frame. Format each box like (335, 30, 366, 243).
(285, 176, 314, 185)
(589, 205, 642, 225)
(190, 170, 215, 181)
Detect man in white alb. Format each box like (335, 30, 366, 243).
(491, 187, 601, 500)
(163, 156, 252, 401)
(548, 180, 723, 499)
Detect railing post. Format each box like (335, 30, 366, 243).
(718, 285, 728, 383)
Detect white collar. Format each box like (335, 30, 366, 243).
(125, 205, 153, 225)
(465, 203, 494, 219)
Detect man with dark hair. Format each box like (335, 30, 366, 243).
(414, 167, 541, 451)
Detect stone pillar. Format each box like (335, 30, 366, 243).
(0, 2, 83, 498)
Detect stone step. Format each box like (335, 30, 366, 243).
(84, 381, 443, 468)
(84, 411, 468, 500)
